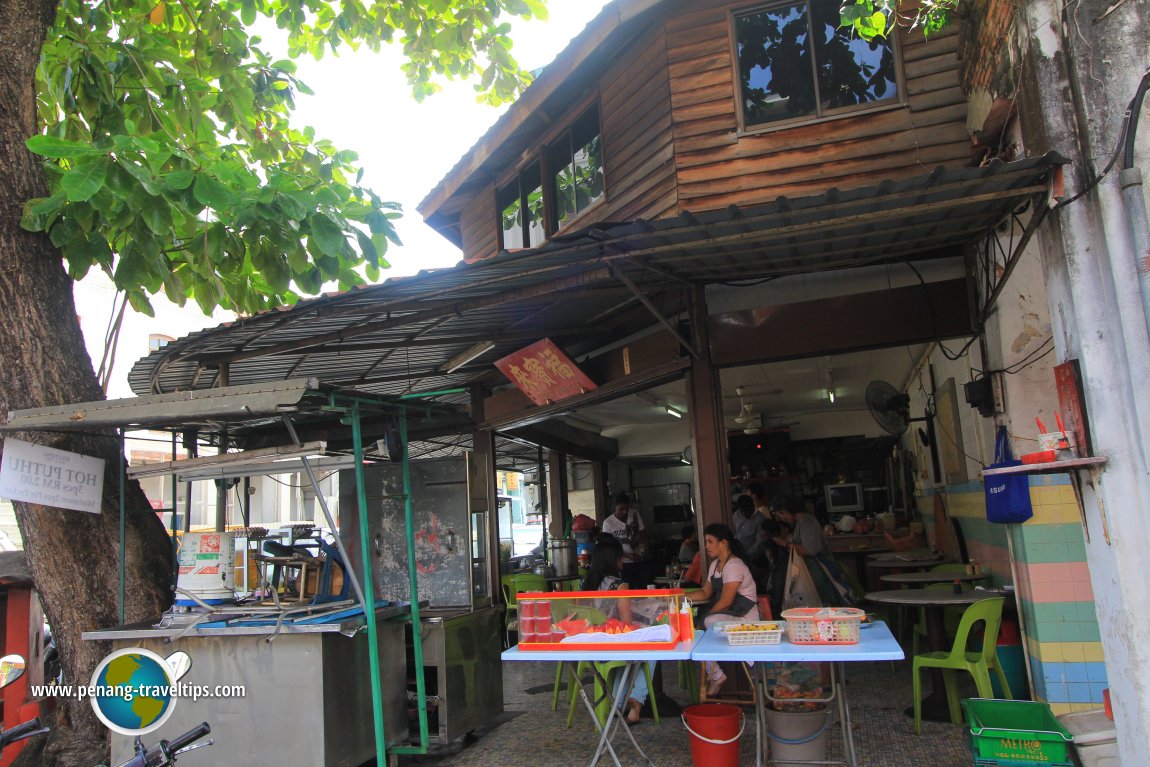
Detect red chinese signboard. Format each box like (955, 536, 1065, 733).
(494, 339, 597, 406)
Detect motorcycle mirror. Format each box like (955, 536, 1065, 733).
(165, 651, 192, 681)
(0, 655, 26, 689)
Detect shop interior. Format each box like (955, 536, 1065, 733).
(496, 341, 939, 575)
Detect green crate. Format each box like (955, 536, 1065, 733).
(963, 699, 1073, 766)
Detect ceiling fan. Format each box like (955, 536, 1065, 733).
(733, 388, 758, 429)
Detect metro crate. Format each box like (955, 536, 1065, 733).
(963, 698, 1074, 766)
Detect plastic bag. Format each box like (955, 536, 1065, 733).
(985, 427, 1034, 524)
(782, 546, 821, 610)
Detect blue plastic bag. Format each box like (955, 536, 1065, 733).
(985, 427, 1033, 524)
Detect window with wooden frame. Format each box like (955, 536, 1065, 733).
(546, 104, 604, 232)
(498, 161, 544, 251)
(733, 0, 899, 130)
(496, 103, 604, 250)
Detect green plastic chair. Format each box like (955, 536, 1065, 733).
(912, 596, 1011, 733)
(562, 660, 659, 727)
(911, 571, 973, 656)
(501, 573, 546, 647)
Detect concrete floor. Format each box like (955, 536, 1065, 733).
(400, 657, 977, 767)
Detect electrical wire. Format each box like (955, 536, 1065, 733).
(1054, 68, 1150, 210)
(1002, 342, 1055, 374)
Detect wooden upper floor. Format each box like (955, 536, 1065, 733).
(419, 0, 971, 264)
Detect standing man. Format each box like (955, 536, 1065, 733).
(602, 492, 651, 587)
(733, 494, 764, 560)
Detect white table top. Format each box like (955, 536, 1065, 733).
(690, 621, 905, 662)
(501, 638, 698, 662)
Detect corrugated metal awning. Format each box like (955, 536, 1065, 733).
(129, 154, 1065, 407)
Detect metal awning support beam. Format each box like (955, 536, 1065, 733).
(607, 262, 699, 359)
(979, 199, 1052, 319)
(126, 440, 327, 480)
(280, 417, 369, 613)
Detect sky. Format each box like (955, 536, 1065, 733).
(277, 2, 614, 276)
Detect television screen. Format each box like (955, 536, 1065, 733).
(824, 483, 864, 513)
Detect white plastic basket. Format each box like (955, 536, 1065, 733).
(718, 621, 785, 645)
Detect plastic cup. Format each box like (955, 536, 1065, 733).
(520, 600, 537, 619)
(551, 629, 566, 643)
(535, 600, 551, 620)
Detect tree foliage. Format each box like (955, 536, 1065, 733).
(839, 0, 959, 41)
(23, 0, 546, 318)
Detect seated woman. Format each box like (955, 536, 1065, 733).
(582, 537, 649, 724)
(684, 523, 760, 696)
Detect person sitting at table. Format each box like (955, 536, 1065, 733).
(684, 523, 760, 696)
(771, 495, 856, 606)
(750, 518, 788, 618)
(582, 537, 649, 725)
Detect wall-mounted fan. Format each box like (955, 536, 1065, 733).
(865, 380, 915, 436)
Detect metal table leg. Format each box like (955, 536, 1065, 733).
(582, 661, 655, 767)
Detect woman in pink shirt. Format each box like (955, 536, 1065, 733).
(685, 522, 760, 695)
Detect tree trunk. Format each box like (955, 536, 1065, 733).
(1, 2, 174, 765)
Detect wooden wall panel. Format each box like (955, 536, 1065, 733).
(452, 0, 971, 262)
(461, 182, 497, 264)
(666, 0, 970, 214)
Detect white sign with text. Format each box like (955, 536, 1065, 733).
(0, 439, 105, 514)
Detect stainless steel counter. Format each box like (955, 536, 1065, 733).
(85, 605, 409, 767)
(407, 605, 504, 746)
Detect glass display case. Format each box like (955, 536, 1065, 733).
(516, 589, 692, 651)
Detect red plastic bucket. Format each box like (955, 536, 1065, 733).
(682, 703, 743, 767)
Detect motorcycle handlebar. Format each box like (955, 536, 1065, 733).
(1, 718, 45, 747)
(165, 723, 210, 755)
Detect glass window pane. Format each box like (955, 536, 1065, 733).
(548, 139, 577, 228)
(498, 180, 525, 250)
(812, 0, 897, 111)
(736, 4, 817, 127)
(522, 161, 545, 246)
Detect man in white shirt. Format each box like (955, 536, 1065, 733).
(601, 492, 651, 586)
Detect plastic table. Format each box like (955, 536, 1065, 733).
(502, 639, 698, 767)
(691, 621, 904, 767)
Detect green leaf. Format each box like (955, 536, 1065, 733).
(307, 215, 347, 259)
(20, 191, 67, 232)
(25, 135, 103, 159)
(62, 158, 109, 201)
(193, 173, 236, 211)
(162, 169, 195, 190)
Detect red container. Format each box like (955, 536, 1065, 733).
(519, 600, 537, 619)
(683, 704, 743, 767)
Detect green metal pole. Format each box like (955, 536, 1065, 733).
(350, 402, 387, 767)
(119, 428, 126, 626)
(389, 408, 430, 754)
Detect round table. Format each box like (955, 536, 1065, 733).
(865, 553, 944, 570)
(865, 589, 1003, 721)
(879, 571, 988, 587)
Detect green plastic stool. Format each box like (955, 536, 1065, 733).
(564, 660, 659, 727)
(912, 597, 1011, 734)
